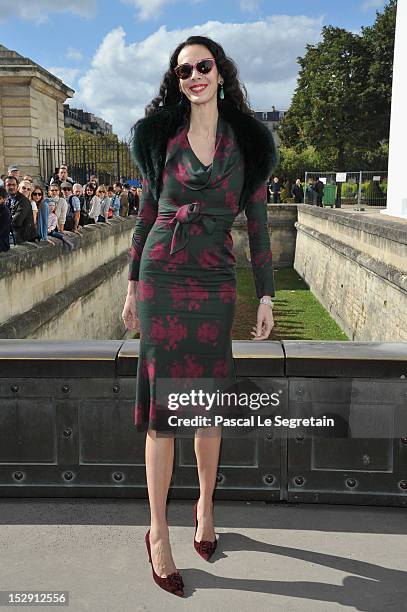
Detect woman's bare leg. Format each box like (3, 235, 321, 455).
(194, 427, 222, 541)
(145, 429, 177, 576)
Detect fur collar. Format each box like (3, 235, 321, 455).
(131, 103, 278, 212)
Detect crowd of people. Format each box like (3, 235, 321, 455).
(0, 164, 141, 253)
(267, 176, 325, 205)
(0, 163, 328, 254)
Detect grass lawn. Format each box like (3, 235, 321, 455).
(233, 268, 348, 341)
(130, 268, 348, 341)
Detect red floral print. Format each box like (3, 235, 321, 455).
(175, 161, 192, 183)
(138, 280, 155, 301)
(225, 190, 238, 211)
(186, 278, 209, 311)
(150, 315, 188, 351)
(170, 284, 188, 308)
(184, 354, 204, 377)
(213, 359, 229, 377)
(147, 357, 156, 380)
(149, 242, 167, 261)
(247, 218, 259, 234)
(197, 322, 219, 346)
(150, 317, 167, 343)
(166, 315, 188, 350)
(219, 282, 236, 303)
(169, 355, 204, 378)
(198, 248, 220, 268)
(163, 247, 188, 272)
(131, 115, 275, 430)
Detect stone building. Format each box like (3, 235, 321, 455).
(254, 106, 286, 145)
(64, 104, 113, 136)
(0, 44, 74, 179)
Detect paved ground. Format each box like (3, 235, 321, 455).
(0, 499, 406, 611)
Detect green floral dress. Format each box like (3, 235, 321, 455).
(129, 114, 275, 431)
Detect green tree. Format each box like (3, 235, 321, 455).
(64, 128, 139, 180)
(361, 0, 397, 146)
(274, 145, 326, 183)
(279, 26, 371, 170)
(279, 1, 396, 171)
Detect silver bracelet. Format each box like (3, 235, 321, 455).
(260, 296, 274, 307)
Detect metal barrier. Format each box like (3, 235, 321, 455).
(37, 139, 139, 186)
(0, 340, 406, 506)
(305, 171, 388, 208)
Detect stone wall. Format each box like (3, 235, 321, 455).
(0, 208, 295, 340)
(3, 203, 406, 341)
(0, 82, 38, 175)
(31, 78, 66, 142)
(29, 258, 129, 341)
(0, 217, 136, 339)
(234, 204, 297, 269)
(294, 206, 407, 341)
(0, 45, 73, 178)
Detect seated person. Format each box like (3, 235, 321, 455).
(47, 200, 74, 251)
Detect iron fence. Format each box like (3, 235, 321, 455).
(305, 171, 388, 208)
(37, 139, 140, 186)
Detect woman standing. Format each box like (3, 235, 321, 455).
(48, 184, 68, 233)
(96, 185, 111, 222)
(31, 185, 49, 241)
(129, 186, 139, 215)
(291, 178, 304, 204)
(19, 180, 36, 225)
(86, 184, 100, 224)
(122, 35, 277, 597)
(73, 183, 87, 227)
(83, 183, 96, 223)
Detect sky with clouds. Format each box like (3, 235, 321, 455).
(0, 0, 387, 138)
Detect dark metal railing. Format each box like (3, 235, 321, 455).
(37, 139, 140, 185)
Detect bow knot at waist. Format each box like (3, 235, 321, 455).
(157, 200, 232, 255)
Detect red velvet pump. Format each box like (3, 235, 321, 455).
(145, 530, 184, 597)
(193, 501, 217, 561)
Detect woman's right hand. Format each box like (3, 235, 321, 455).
(122, 291, 140, 333)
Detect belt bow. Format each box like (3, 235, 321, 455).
(168, 202, 217, 255)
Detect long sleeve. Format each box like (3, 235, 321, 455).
(38, 200, 49, 240)
(89, 196, 100, 219)
(12, 198, 29, 229)
(244, 182, 276, 298)
(128, 177, 158, 281)
(100, 197, 110, 216)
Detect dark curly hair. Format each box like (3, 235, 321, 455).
(144, 35, 253, 119)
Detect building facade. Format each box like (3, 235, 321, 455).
(64, 105, 112, 136)
(254, 106, 286, 146)
(0, 44, 74, 178)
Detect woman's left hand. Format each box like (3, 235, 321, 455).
(251, 304, 275, 340)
